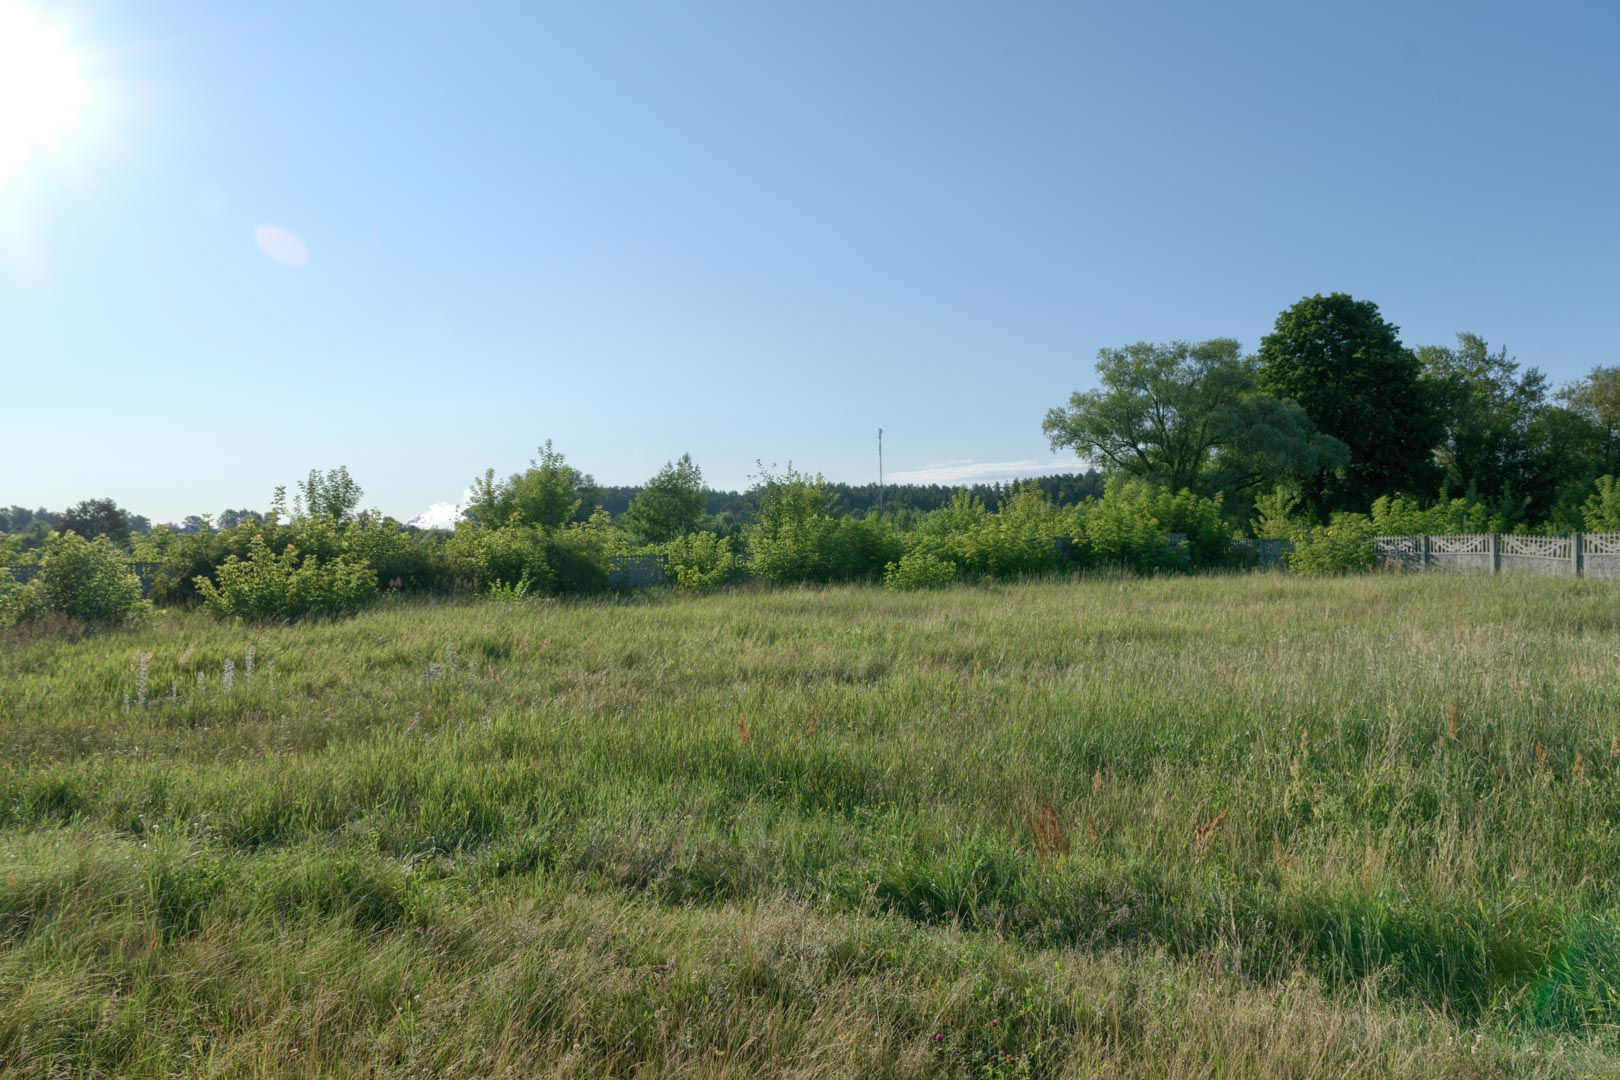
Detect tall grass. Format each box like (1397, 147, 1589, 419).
(3, 574, 1619, 1076)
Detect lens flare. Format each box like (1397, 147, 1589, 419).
(0, 0, 96, 181)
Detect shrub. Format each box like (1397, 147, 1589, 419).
(1250, 486, 1306, 541)
(545, 517, 614, 596)
(1581, 476, 1620, 532)
(955, 484, 1065, 579)
(0, 576, 45, 627)
(744, 467, 900, 584)
(884, 550, 957, 590)
(1286, 513, 1376, 575)
(487, 578, 535, 602)
(1071, 486, 1166, 571)
(1369, 493, 1514, 537)
(3, 531, 145, 626)
(659, 532, 740, 591)
(194, 535, 377, 621)
(444, 522, 550, 592)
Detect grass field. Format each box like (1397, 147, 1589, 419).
(4, 574, 1620, 1077)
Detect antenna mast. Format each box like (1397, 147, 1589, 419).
(877, 428, 884, 518)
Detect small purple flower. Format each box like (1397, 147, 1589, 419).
(933, 1033, 944, 1043)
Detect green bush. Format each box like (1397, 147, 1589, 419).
(954, 484, 1065, 578)
(1369, 493, 1514, 537)
(544, 516, 614, 595)
(1581, 476, 1620, 532)
(1250, 486, 1306, 540)
(194, 535, 377, 621)
(444, 522, 550, 592)
(1286, 513, 1376, 575)
(1071, 487, 1166, 571)
(658, 531, 740, 591)
(2, 531, 145, 626)
(744, 468, 900, 584)
(884, 550, 957, 590)
(0, 575, 45, 626)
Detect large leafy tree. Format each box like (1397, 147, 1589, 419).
(296, 466, 364, 523)
(59, 497, 133, 547)
(1418, 333, 1549, 506)
(468, 441, 594, 530)
(1257, 294, 1442, 512)
(1558, 365, 1620, 479)
(624, 453, 707, 542)
(1042, 338, 1347, 501)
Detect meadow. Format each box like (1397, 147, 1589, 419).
(3, 573, 1620, 1077)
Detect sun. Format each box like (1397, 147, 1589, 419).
(0, 0, 96, 180)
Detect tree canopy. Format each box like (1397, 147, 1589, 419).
(1418, 333, 1549, 506)
(624, 453, 707, 542)
(467, 441, 593, 530)
(296, 467, 364, 523)
(59, 498, 133, 547)
(1043, 338, 1346, 500)
(1257, 294, 1441, 512)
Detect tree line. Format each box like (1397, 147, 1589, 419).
(1044, 292, 1619, 529)
(4, 290, 1619, 626)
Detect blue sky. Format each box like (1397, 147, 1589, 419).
(3, 1, 1617, 523)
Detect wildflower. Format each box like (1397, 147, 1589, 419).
(933, 1033, 944, 1043)
(246, 643, 255, 680)
(223, 658, 235, 695)
(136, 652, 150, 707)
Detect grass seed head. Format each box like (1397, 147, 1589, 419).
(1194, 808, 1229, 856)
(1030, 799, 1069, 861)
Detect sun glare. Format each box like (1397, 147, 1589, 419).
(0, 0, 96, 180)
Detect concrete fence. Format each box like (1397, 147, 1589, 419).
(1374, 533, 1620, 579)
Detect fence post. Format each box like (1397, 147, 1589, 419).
(1574, 532, 1584, 578)
(1421, 534, 1431, 572)
(1490, 533, 1500, 575)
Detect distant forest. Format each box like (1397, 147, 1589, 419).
(0, 472, 1105, 548)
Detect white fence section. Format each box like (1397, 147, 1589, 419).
(1374, 533, 1620, 579)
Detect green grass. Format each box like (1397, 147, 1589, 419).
(4, 574, 1620, 1077)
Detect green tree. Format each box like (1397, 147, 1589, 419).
(468, 441, 590, 530)
(1579, 475, 1620, 531)
(59, 498, 133, 547)
(1418, 333, 1548, 509)
(744, 464, 899, 583)
(1042, 338, 1346, 501)
(216, 508, 266, 530)
(296, 467, 364, 524)
(624, 453, 707, 542)
(1558, 366, 1620, 479)
(1257, 294, 1442, 512)
(28, 531, 144, 624)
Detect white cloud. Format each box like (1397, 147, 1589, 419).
(406, 501, 463, 529)
(886, 457, 1079, 486)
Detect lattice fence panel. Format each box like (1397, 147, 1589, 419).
(1430, 534, 1490, 555)
(1502, 535, 1571, 559)
(1587, 533, 1620, 556)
